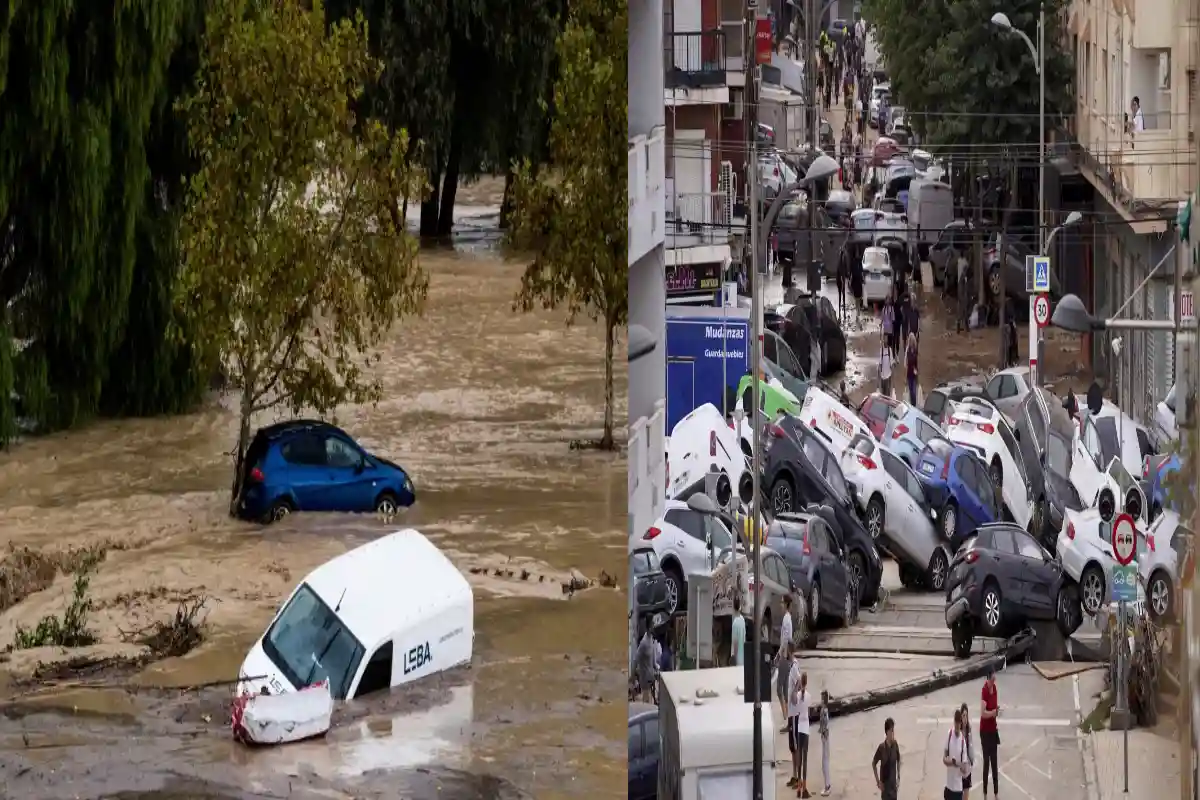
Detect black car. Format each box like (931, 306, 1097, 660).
(779, 294, 846, 378)
(984, 232, 1062, 314)
(629, 702, 659, 800)
(1011, 389, 1086, 551)
(631, 546, 671, 620)
(765, 512, 856, 628)
(762, 416, 884, 604)
(944, 523, 1082, 658)
(822, 190, 857, 228)
(928, 219, 979, 289)
(922, 380, 993, 427)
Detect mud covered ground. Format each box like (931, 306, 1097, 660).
(0, 177, 628, 799)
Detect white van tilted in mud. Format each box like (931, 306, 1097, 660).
(237, 529, 474, 701)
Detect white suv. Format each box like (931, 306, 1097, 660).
(632, 499, 735, 615)
(944, 397, 1032, 530)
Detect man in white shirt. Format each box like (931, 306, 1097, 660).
(943, 708, 968, 800)
(1131, 96, 1145, 132)
(776, 595, 795, 730)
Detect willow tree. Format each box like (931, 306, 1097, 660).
(506, 0, 627, 450)
(177, 0, 427, 512)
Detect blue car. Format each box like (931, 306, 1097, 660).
(629, 702, 659, 800)
(882, 402, 945, 467)
(1147, 453, 1188, 519)
(914, 437, 1000, 550)
(236, 420, 416, 523)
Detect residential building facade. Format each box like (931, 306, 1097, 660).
(1063, 0, 1198, 419)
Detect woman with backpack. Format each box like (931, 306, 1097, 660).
(905, 332, 919, 405)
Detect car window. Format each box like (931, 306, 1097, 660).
(985, 374, 1005, 399)
(325, 436, 362, 468)
(280, 433, 327, 466)
(644, 716, 660, 757)
(1000, 375, 1018, 398)
(989, 527, 1017, 554)
(1045, 431, 1073, 477)
(925, 391, 947, 420)
(881, 450, 906, 484)
(1136, 428, 1153, 459)
(763, 333, 779, 363)
(774, 337, 806, 380)
(808, 523, 828, 553)
(1082, 417, 1104, 468)
(862, 397, 891, 426)
(707, 517, 734, 551)
(775, 520, 805, 541)
(916, 419, 940, 444)
(802, 434, 830, 471)
(996, 419, 1025, 480)
(850, 432, 876, 459)
(631, 549, 660, 575)
(629, 721, 645, 761)
(1013, 531, 1045, 560)
(1093, 417, 1123, 465)
(824, 459, 849, 502)
(903, 468, 926, 505)
(665, 508, 705, 541)
(1027, 400, 1047, 441)
(767, 554, 788, 585)
(1165, 384, 1177, 413)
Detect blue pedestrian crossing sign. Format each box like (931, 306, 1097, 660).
(1031, 256, 1050, 293)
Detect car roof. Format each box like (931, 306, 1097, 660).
(302, 529, 470, 651)
(998, 366, 1030, 378)
(256, 419, 342, 440)
(630, 702, 658, 723)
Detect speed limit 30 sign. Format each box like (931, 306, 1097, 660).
(1111, 512, 1137, 565)
(1033, 294, 1051, 328)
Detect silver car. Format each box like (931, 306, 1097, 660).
(711, 546, 805, 652)
(1139, 509, 1191, 621)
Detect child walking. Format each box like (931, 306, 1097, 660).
(818, 689, 832, 796)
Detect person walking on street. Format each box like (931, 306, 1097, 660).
(878, 338, 894, 398)
(979, 669, 1001, 798)
(895, 291, 909, 350)
(777, 594, 795, 731)
(960, 702, 976, 800)
(818, 689, 832, 796)
(944, 708, 969, 800)
(731, 594, 746, 666)
(791, 668, 812, 798)
(872, 717, 901, 800)
(634, 626, 658, 703)
(836, 250, 849, 321)
(905, 332, 919, 405)
(787, 645, 804, 790)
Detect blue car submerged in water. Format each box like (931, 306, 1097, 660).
(236, 420, 416, 523)
(914, 437, 1001, 550)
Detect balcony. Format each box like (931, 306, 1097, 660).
(628, 401, 666, 549)
(666, 190, 733, 250)
(1131, 0, 1174, 49)
(664, 31, 727, 89)
(629, 127, 666, 266)
(1070, 109, 1195, 205)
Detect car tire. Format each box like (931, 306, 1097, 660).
(898, 564, 915, 589)
(848, 549, 868, 602)
(1148, 569, 1175, 622)
(951, 622, 973, 659)
(771, 476, 797, 515)
(266, 498, 293, 524)
(1056, 584, 1083, 637)
(664, 565, 685, 616)
(980, 579, 1003, 636)
(843, 586, 855, 627)
(809, 582, 821, 628)
(990, 458, 1003, 491)
(940, 502, 958, 542)
(1079, 564, 1105, 616)
(865, 495, 885, 540)
(987, 264, 1002, 299)
(375, 491, 400, 518)
(927, 548, 950, 593)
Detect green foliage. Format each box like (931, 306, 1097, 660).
(11, 571, 97, 651)
(0, 1, 208, 437)
(863, 0, 1072, 148)
(506, 0, 627, 449)
(176, 0, 428, 471)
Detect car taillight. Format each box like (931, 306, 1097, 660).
(249, 467, 265, 483)
(710, 431, 717, 457)
(769, 424, 787, 439)
(977, 423, 995, 435)
(810, 418, 818, 430)
(644, 526, 662, 541)
(803, 529, 812, 555)
(1146, 534, 1156, 553)
(1066, 521, 1075, 540)
(941, 458, 951, 479)
(948, 416, 961, 427)
(965, 551, 979, 564)
(857, 454, 877, 470)
(891, 424, 909, 439)
(1142, 456, 1151, 479)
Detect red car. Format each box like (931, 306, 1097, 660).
(857, 393, 903, 439)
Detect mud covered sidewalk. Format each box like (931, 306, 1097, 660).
(0, 186, 628, 799)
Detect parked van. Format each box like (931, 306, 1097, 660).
(236, 530, 474, 701)
(667, 403, 754, 509)
(907, 178, 955, 266)
(658, 667, 778, 800)
(800, 385, 873, 454)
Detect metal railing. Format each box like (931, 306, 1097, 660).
(668, 191, 733, 247)
(1059, 116, 1195, 207)
(664, 31, 727, 89)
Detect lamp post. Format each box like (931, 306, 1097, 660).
(750, 152, 839, 800)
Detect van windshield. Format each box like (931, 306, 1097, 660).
(262, 583, 365, 700)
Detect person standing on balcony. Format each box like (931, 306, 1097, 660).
(1131, 96, 1145, 133)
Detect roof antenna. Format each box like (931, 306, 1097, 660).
(334, 587, 347, 614)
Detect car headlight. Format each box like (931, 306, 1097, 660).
(404, 476, 414, 493)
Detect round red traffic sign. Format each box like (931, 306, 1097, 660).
(1033, 295, 1051, 328)
(1111, 512, 1136, 565)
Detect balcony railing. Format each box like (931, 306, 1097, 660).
(628, 400, 666, 550)
(629, 127, 666, 265)
(664, 31, 727, 90)
(667, 190, 733, 249)
(1065, 110, 1196, 206)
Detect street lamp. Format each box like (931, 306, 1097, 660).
(990, 7, 1045, 256)
(1051, 293, 1181, 333)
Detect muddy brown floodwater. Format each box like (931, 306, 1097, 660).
(0, 181, 628, 799)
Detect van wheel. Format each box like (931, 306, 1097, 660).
(266, 498, 293, 524)
(375, 492, 400, 518)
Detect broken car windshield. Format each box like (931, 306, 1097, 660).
(262, 583, 365, 700)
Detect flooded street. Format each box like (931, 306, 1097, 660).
(0, 183, 628, 798)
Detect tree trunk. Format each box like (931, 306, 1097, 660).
(229, 386, 255, 518)
(499, 170, 516, 230)
(437, 130, 462, 237)
(600, 312, 616, 450)
(419, 168, 442, 238)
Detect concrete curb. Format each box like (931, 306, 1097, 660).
(803, 629, 1037, 724)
